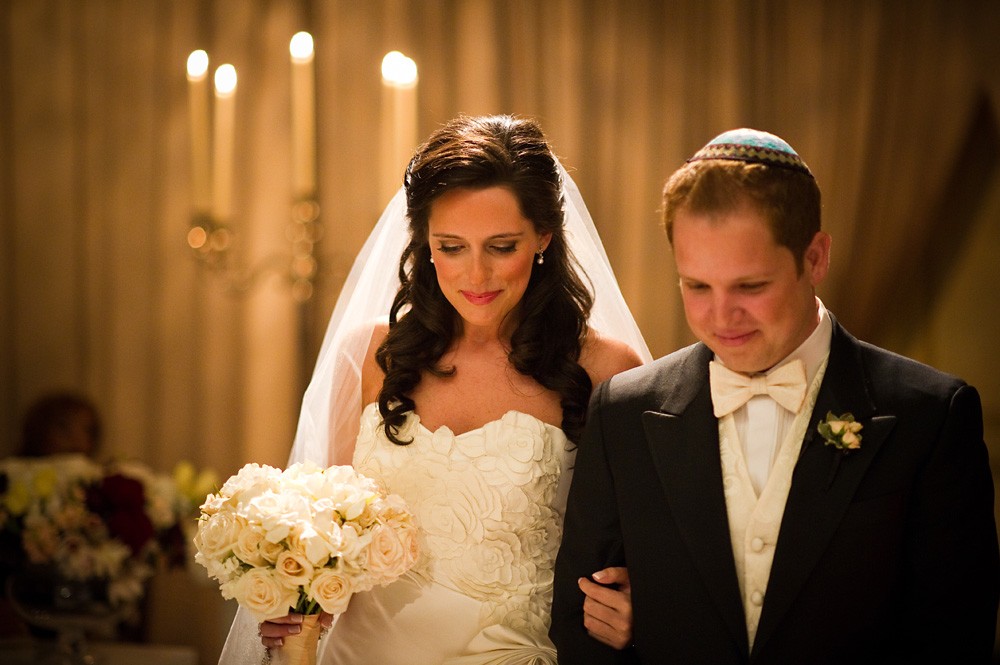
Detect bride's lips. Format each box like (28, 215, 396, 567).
(461, 290, 501, 305)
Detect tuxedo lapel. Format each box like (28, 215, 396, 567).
(752, 321, 897, 655)
(642, 344, 750, 656)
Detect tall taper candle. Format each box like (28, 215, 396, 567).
(289, 32, 316, 199)
(379, 51, 418, 205)
(213, 64, 237, 222)
(186, 50, 211, 214)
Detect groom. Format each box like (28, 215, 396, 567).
(550, 129, 1000, 663)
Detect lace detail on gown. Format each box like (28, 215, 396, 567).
(324, 403, 573, 665)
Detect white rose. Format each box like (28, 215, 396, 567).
(294, 522, 342, 566)
(259, 537, 285, 564)
(309, 568, 354, 615)
(194, 511, 245, 562)
(232, 568, 299, 622)
(275, 550, 314, 588)
(234, 526, 269, 567)
(198, 493, 229, 517)
(335, 523, 370, 573)
(220, 463, 281, 501)
(198, 552, 242, 583)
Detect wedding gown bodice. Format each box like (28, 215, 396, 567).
(318, 403, 574, 665)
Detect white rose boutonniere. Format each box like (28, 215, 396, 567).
(817, 411, 863, 453)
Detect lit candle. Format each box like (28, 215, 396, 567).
(380, 51, 418, 205)
(186, 50, 211, 215)
(213, 64, 237, 222)
(289, 32, 316, 199)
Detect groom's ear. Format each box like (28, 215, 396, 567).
(804, 231, 831, 286)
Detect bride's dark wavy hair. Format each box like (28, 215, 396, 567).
(376, 114, 594, 444)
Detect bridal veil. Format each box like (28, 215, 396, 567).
(218, 162, 652, 664)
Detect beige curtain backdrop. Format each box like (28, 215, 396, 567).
(3, 0, 1000, 660)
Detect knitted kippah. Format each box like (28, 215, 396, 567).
(687, 128, 813, 177)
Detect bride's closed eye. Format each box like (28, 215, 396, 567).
(435, 243, 519, 255)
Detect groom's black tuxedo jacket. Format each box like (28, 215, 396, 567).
(551, 318, 999, 664)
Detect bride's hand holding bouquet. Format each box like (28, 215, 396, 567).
(194, 461, 419, 665)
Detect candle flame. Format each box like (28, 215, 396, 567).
(290, 32, 314, 63)
(214, 64, 238, 97)
(187, 50, 209, 80)
(381, 51, 418, 88)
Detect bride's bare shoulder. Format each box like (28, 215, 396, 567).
(579, 330, 645, 387)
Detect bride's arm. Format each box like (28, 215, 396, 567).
(576, 331, 644, 650)
(330, 321, 389, 466)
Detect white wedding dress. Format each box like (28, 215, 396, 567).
(217, 166, 651, 665)
(317, 403, 574, 665)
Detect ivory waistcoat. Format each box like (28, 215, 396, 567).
(718, 359, 828, 646)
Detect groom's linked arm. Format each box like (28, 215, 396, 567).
(899, 383, 999, 659)
(551, 382, 639, 664)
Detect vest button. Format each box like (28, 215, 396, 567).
(751, 537, 765, 552)
(751, 590, 764, 606)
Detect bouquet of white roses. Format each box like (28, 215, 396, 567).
(193, 461, 419, 623)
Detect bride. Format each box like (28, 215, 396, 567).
(219, 115, 651, 664)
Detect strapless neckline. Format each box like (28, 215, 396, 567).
(361, 402, 562, 439)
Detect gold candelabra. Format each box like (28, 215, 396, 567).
(186, 198, 320, 302)
(186, 33, 320, 302)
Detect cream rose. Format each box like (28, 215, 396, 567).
(232, 568, 299, 622)
(309, 568, 354, 615)
(367, 524, 409, 582)
(275, 550, 314, 587)
(234, 527, 269, 567)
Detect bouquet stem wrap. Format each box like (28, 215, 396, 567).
(271, 614, 322, 665)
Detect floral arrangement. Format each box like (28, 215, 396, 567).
(193, 461, 419, 622)
(0, 454, 215, 612)
(817, 411, 863, 452)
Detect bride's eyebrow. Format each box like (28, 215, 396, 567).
(430, 232, 526, 240)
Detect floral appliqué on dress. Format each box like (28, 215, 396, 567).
(352, 404, 568, 642)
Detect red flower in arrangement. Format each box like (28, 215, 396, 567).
(86, 474, 156, 556)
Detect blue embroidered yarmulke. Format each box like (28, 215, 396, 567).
(687, 128, 813, 177)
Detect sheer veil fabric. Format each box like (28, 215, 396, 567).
(217, 164, 652, 664)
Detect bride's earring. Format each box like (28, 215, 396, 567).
(429, 255, 434, 264)
(535, 250, 544, 265)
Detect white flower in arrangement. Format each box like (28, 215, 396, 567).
(194, 461, 419, 622)
(0, 454, 210, 616)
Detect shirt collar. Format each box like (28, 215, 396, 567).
(771, 297, 831, 386)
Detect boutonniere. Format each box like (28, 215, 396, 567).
(817, 411, 862, 453)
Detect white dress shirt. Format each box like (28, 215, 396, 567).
(720, 299, 832, 495)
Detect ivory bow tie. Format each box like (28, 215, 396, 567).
(709, 359, 807, 417)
